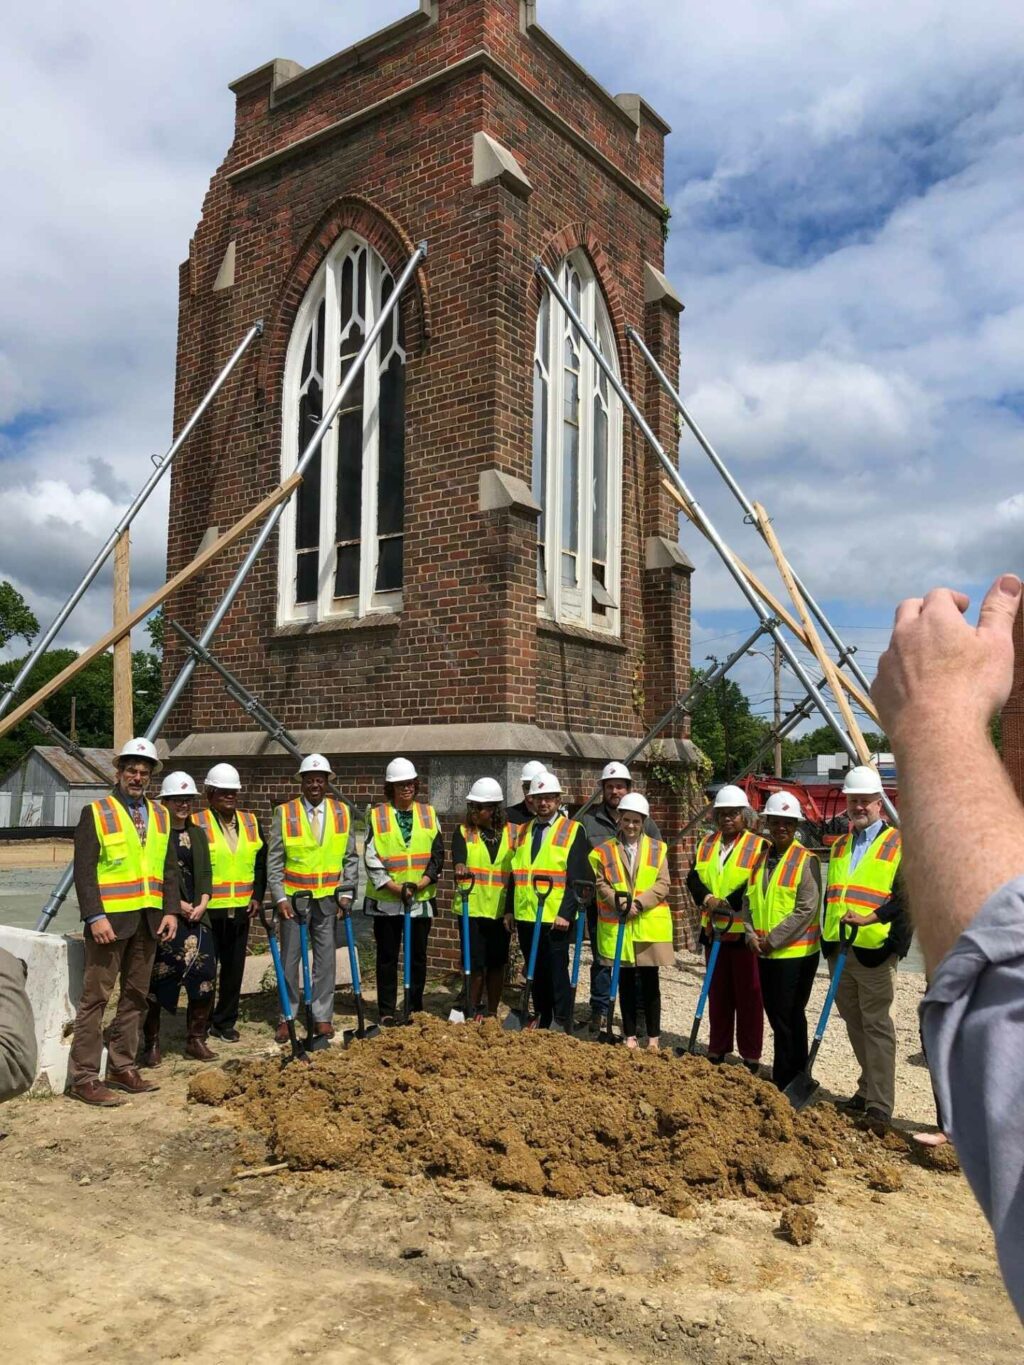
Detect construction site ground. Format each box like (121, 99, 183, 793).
(1, 961, 1020, 1364)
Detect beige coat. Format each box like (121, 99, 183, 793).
(594, 837, 674, 967)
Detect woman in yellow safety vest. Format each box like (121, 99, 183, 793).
(364, 757, 445, 1024)
(451, 777, 513, 1019)
(141, 771, 217, 1068)
(591, 792, 671, 1050)
(742, 791, 821, 1090)
(686, 784, 766, 1071)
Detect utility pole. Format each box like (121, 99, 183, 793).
(773, 640, 782, 778)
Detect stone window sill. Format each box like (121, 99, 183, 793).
(537, 618, 628, 653)
(269, 614, 402, 644)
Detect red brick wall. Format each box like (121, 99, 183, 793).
(164, 0, 697, 962)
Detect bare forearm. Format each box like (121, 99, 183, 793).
(894, 712, 1024, 974)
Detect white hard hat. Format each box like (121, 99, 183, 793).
(385, 757, 418, 784)
(601, 761, 632, 783)
(521, 759, 548, 784)
(118, 737, 162, 773)
(843, 765, 883, 796)
(763, 791, 802, 820)
(617, 792, 649, 817)
(298, 753, 333, 776)
(713, 784, 750, 810)
(160, 771, 199, 798)
(529, 771, 562, 796)
(204, 762, 241, 790)
(467, 777, 504, 805)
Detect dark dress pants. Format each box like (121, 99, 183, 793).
(374, 914, 431, 1017)
(757, 952, 819, 1089)
(209, 910, 251, 1032)
(516, 919, 572, 1028)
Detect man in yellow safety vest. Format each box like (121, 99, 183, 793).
(66, 737, 179, 1107)
(823, 765, 909, 1130)
(267, 753, 358, 1042)
(192, 763, 268, 1043)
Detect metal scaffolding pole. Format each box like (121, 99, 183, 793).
(573, 620, 776, 823)
(0, 321, 264, 721)
(35, 244, 425, 931)
(538, 260, 897, 827)
(627, 326, 873, 697)
(168, 619, 302, 762)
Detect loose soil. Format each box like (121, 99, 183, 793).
(191, 1017, 915, 1227)
(1, 1008, 1021, 1364)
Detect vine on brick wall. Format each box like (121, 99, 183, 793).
(659, 203, 672, 242)
(646, 739, 713, 820)
(631, 649, 646, 719)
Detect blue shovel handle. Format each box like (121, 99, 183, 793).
(258, 907, 294, 1023)
(456, 874, 475, 978)
(569, 909, 586, 990)
(342, 909, 361, 995)
(811, 920, 859, 1044)
(526, 875, 554, 980)
(401, 883, 417, 993)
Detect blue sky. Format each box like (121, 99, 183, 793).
(0, 0, 1021, 729)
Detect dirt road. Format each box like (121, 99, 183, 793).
(1, 1015, 1019, 1365)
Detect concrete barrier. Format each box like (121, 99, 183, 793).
(0, 924, 84, 1095)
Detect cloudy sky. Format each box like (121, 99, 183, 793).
(1, 0, 1021, 730)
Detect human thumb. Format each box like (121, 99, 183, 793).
(977, 573, 1022, 639)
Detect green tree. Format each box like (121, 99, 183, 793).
(689, 665, 772, 780)
(0, 581, 39, 651)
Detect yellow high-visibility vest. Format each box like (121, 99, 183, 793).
(824, 826, 901, 949)
(370, 802, 438, 904)
(457, 825, 512, 919)
(90, 796, 170, 915)
(693, 829, 766, 939)
(510, 816, 581, 923)
(747, 840, 820, 959)
(192, 808, 263, 910)
(591, 835, 672, 965)
(278, 798, 351, 898)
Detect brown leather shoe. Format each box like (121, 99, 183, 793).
(67, 1079, 127, 1107)
(105, 1066, 159, 1094)
(314, 1022, 335, 1039)
(275, 1020, 291, 1044)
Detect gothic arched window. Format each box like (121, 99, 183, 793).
(532, 254, 621, 632)
(278, 234, 406, 623)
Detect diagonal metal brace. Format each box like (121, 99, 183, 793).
(168, 619, 302, 762)
(26, 711, 113, 786)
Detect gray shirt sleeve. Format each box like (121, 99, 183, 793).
(0, 948, 37, 1102)
(919, 877, 1024, 1324)
(267, 808, 287, 906)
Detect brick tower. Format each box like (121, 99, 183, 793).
(164, 0, 699, 956)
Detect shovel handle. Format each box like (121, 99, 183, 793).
(340, 904, 362, 996)
(573, 879, 595, 908)
(532, 874, 554, 899)
(401, 882, 418, 906)
(712, 906, 736, 942)
(614, 890, 632, 922)
(291, 892, 312, 923)
(456, 871, 476, 896)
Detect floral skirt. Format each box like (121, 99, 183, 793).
(149, 918, 217, 1013)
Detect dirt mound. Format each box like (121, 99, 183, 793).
(190, 1017, 903, 1218)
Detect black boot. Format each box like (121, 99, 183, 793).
(140, 1000, 162, 1068)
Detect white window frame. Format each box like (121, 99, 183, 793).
(533, 253, 622, 633)
(277, 232, 405, 625)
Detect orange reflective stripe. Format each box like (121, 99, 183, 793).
(414, 802, 435, 832)
(96, 798, 122, 836)
(876, 829, 901, 862)
(192, 809, 212, 835)
(644, 838, 664, 871)
(240, 811, 259, 841)
(825, 885, 887, 909)
(551, 817, 574, 849)
(735, 833, 760, 870)
(150, 801, 169, 834)
(373, 804, 392, 837)
(511, 869, 567, 887)
(101, 879, 147, 900)
(697, 833, 716, 862)
(778, 844, 809, 890)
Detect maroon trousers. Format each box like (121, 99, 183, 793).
(704, 939, 764, 1061)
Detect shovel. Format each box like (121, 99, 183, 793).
(258, 905, 308, 1064)
(784, 920, 858, 1110)
(449, 871, 476, 1024)
(292, 893, 330, 1051)
(599, 891, 632, 1044)
(400, 882, 418, 1024)
(551, 880, 592, 1035)
(503, 874, 553, 1032)
(339, 896, 380, 1046)
(676, 905, 736, 1056)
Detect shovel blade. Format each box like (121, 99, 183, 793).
(503, 1009, 528, 1032)
(783, 1071, 819, 1111)
(343, 1023, 382, 1046)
